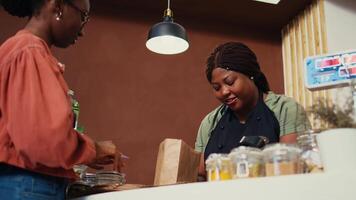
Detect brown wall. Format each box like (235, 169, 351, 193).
(0, 5, 283, 185)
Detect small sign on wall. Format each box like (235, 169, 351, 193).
(304, 50, 356, 90)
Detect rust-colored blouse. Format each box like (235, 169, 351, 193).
(0, 30, 96, 179)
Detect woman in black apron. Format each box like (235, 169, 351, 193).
(198, 42, 306, 176)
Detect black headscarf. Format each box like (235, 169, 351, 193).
(206, 42, 270, 93)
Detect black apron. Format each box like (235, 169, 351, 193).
(204, 95, 280, 160)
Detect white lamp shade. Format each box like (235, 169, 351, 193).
(146, 35, 189, 55)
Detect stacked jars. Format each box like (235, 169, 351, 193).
(78, 170, 126, 186)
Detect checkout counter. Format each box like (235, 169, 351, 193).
(73, 171, 356, 200)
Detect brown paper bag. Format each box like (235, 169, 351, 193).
(154, 138, 201, 186)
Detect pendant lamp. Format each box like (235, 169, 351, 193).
(146, 0, 189, 55)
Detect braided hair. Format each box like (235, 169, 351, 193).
(206, 42, 270, 93)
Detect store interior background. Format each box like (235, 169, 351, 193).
(0, 0, 315, 184)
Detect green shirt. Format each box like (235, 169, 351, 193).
(194, 91, 311, 152)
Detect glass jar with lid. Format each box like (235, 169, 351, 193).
(205, 154, 233, 181)
(229, 146, 264, 178)
(205, 153, 219, 181)
(95, 170, 126, 186)
(297, 130, 323, 173)
(66, 171, 126, 199)
(262, 143, 301, 176)
(75, 170, 126, 187)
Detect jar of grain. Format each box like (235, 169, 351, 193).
(262, 143, 301, 176)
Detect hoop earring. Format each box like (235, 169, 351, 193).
(56, 12, 62, 21)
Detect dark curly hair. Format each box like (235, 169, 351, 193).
(206, 42, 270, 93)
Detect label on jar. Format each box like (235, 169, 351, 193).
(236, 161, 249, 178)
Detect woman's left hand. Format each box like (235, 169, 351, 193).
(280, 133, 297, 144)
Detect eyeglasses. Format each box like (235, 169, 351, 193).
(66, 1, 90, 24)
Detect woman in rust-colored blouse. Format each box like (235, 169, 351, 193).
(0, 0, 120, 199)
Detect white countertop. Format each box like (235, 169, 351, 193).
(74, 172, 356, 200)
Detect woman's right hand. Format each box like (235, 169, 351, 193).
(88, 140, 122, 171)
